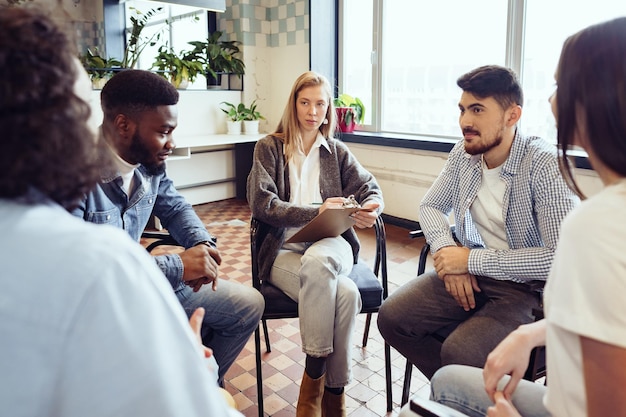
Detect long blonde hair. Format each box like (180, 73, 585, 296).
(273, 71, 337, 162)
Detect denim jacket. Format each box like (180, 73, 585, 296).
(72, 165, 217, 291)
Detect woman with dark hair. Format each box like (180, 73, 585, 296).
(0, 5, 241, 416)
(247, 71, 383, 416)
(418, 16, 626, 417)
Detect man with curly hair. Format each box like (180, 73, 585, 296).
(0, 5, 240, 416)
(72, 68, 264, 387)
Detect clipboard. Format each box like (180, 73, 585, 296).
(285, 195, 373, 243)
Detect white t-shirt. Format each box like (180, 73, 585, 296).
(0, 199, 241, 417)
(543, 179, 626, 417)
(470, 158, 509, 250)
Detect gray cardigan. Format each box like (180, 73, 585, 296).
(247, 134, 384, 281)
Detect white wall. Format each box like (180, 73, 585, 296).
(346, 142, 603, 223)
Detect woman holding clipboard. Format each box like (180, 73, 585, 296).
(247, 71, 383, 417)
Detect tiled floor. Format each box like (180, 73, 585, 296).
(142, 198, 432, 416)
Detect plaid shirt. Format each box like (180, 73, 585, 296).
(419, 131, 580, 283)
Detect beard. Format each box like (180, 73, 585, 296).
(463, 128, 504, 155)
(128, 130, 166, 176)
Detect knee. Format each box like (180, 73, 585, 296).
(376, 297, 402, 338)
(440, 334, 487, 368)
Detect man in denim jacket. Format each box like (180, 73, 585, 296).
(73, 70, 264, 386)
(378, 65, 580, 381)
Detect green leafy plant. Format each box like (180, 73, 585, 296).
(79, 48, 122, 81)
(241, 100, 265, 121)
(333, 93, 365, 126)
(220, 101, 247, 122)
(187, 31, 245, 82)
(122, 7, 164, 69)
(151, 45, 204, 88)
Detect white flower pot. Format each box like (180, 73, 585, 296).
(243, 120, 259, 135)
(226, 120, 242, 135)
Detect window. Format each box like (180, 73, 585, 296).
(124, 0, 208, 88)
(340, 0, 626, 142)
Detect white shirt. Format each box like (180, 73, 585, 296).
(469, 158, 508, 250)
(283, 133, 330, 246)
(0, 199, 241, 417)
(543, 179, 626, 417)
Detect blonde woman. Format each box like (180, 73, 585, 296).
(247, 71, 383, 416)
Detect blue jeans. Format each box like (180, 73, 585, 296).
(177, 279, 264, 386)
(431, 364, 551, 417)
(269, 237, 361, 387)
(378, 270, 541, 379)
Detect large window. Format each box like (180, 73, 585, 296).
(124, 0, 208, 88)
(340, 0, 626, 142)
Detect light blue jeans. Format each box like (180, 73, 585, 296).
(430, 364, 551, 417)
(177, 279, 265, 386)
(270, 237, 361, 387)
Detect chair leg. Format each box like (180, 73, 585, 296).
(362, 312, 372, 347)
(385, 342, 393, 412)
(401, 359, 413, 406)
(255, 326, 264, 417)
(262, 319, 271, 352)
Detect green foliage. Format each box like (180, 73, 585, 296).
(122, 7, 164, 69)
(220, 101, 247, 122)
(187, 31, 245, 81)
(241, 100, 265, 121)
(151, 45, 204, 87)
(79, 48, 122, 80)
(333, 93, 365, 125)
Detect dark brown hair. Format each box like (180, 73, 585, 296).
(0, 5, 102, 208)
(457, 65, 524, 110)
(555, 17, 626, 197)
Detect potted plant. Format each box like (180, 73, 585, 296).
(187, 31, 245, 87)
(80, 48, 122, 89)
(241, 100, 265, 134)
(122, 7, 164, 69)
(220, 101, 246, 134)
(151, 45, 204, 89)
(334, 93, 365, 133)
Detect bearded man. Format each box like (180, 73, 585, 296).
(378, 65, 579, 380)
(72, 70, 264, 387)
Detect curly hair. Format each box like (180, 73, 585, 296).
(101, 69, 179, 122)
(457, 65, 524, 110)
(0, 6, 103, 209)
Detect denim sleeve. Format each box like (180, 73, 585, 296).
(153, 253, 185, 290)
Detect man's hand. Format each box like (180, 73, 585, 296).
(179, 243, 222, 292)
(486, 392, 522, 417)
(442, 273, 481, 311)
(433, 246, 470, 276)
(188, 307, 213, 359)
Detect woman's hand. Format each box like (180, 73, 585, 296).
(483, 320, 546, 401)
(486, 392, 523, 417)
(352, 203, 379, 228)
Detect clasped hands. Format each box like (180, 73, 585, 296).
(319, 197, 380, 229)
(433, 246, 480, 311)
(179, 243, 222, 292)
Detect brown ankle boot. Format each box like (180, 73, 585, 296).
(321, 388, 346, 417)
(296, 372, 325, 417)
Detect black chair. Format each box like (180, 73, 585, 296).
(400, 229, 546, 406)
(250, 216, 392, 416)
